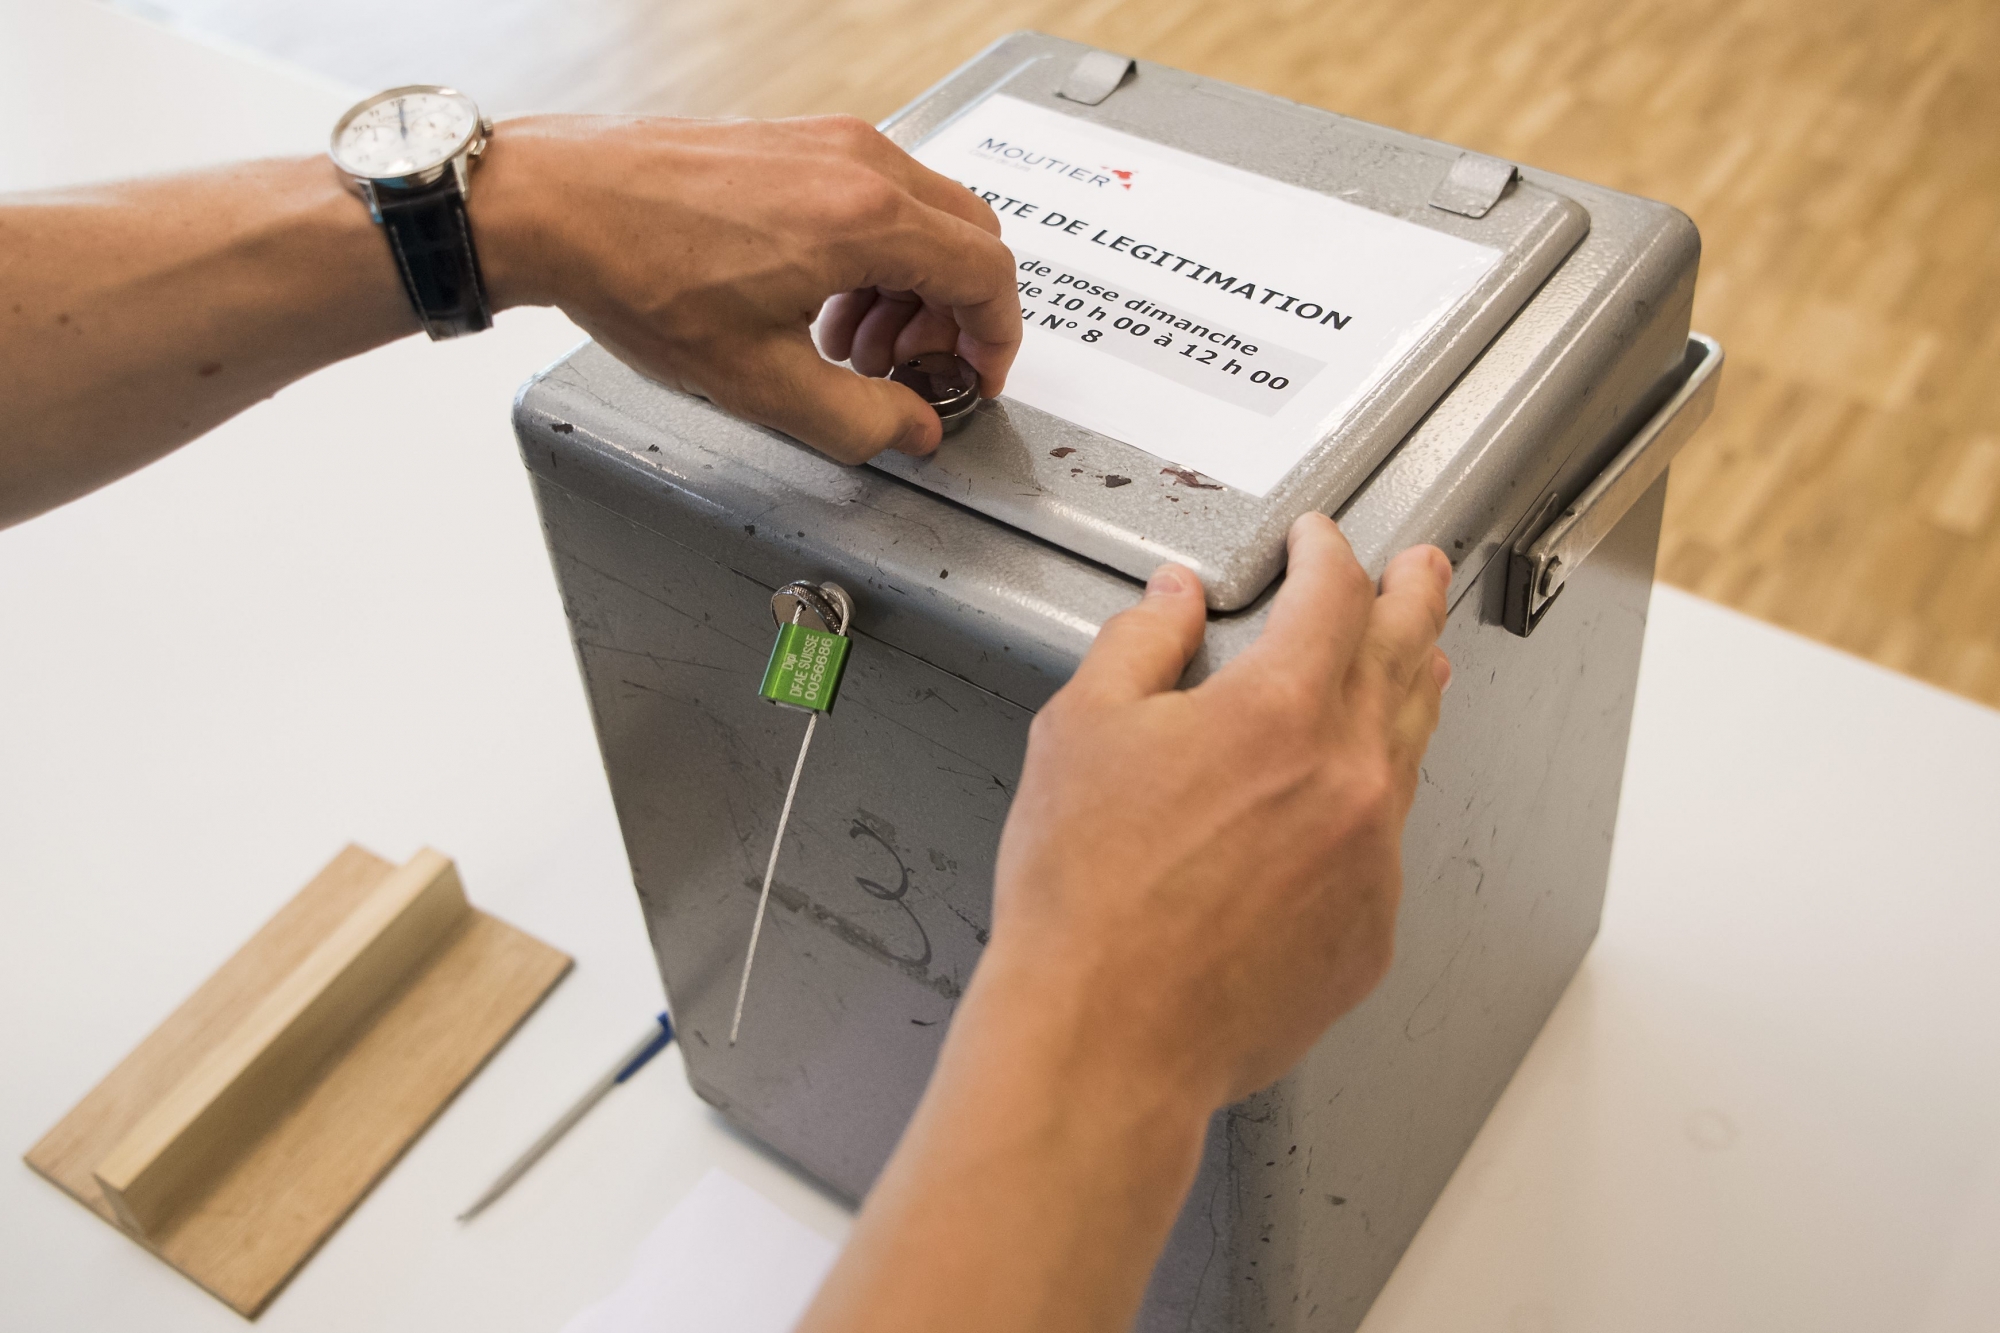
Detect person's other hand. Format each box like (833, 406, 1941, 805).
(474, 114, 1019, 463)
(799, 519, 1449, 1333)
(982, 515, 1454, 1113)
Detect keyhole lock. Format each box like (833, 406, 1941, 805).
(889, 352, 981, 435)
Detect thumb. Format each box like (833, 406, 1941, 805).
(1064, 565, 1208, 705)
(709, 332, 942, 464)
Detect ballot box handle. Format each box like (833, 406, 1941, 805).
(1505, 333, 1724, 636)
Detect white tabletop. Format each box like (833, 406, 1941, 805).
(3, 3, 1996, 1330)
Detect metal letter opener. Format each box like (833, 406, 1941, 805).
(729, 579, 855, 1043)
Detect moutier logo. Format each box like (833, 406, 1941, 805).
(974, 135, 1135, 190)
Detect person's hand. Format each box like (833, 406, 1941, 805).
(801, 517, 1453, 1333)
(472, 114, 1019, 464)
(981, 514, 1454, 1113)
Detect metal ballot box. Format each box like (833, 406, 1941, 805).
(515, 34, 1720, 1333)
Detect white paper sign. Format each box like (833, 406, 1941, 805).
(910, 95, 1501, 496)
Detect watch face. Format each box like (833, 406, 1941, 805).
(331, 87, 480, 180)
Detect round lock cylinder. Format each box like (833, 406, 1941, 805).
(769, 580, 853, 634)
(889, 353, 981, 434)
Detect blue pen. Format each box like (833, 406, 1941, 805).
(458, 1012, 675, 1222)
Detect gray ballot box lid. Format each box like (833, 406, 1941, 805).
(869, 36, 1588, 610)
(515, 33, 1698, 698)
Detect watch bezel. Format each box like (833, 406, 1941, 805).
(329, 85, 489, 192)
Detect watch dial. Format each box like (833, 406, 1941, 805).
(334, 90, 477, 178)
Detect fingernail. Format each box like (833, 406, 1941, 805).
(1432, 651, 1453, 695)
(1429, 546, 1453, 586)
(1147, 565, 1189, 597)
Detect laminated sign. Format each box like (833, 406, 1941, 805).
(911, 95, 1502, 496)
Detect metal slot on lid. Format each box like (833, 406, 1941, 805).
(1505, 333, 1724, 636)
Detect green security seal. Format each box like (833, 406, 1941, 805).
(758, 622, 850, 714)
(736, 580, 852, 1042)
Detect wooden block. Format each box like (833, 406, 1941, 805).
(24, 845, 571, 1316)
(92, 849, 471, 1236)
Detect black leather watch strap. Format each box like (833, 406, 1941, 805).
(375, 183, 491, 340)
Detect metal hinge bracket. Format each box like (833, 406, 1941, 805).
(1057, 50, 1135, 106)
(1505, 334, 1724, 636)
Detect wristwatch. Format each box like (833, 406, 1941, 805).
(329, 86, 493, 339)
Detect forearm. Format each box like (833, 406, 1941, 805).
(0, 157, 420, 526)
(0, 113, 1017, 530)
(800, 951, 1213, 1333)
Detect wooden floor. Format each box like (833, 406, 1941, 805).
(128, 0, 2000, 708)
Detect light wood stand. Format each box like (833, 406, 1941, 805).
(24, 844, 572, 1317)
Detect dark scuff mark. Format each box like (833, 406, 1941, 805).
(743, 524, 757, 535)
(1049, 446, 1076, 458)
(939, 569, 949, 579)
(647, 444, 660, 452)
(579, 640, 737, 675)
(910, 1018, 937, 1026)
(1404, 925, 1474, 1041)
(761, 875, 960, 1000)
(550, 421, 575, 433)
(847, 820, 932, 968)
(933, 877, 992, 947)
(1186, 1128, 1228, 1326)
(1161, 466, 1223, 490)
(1326, 1194, 1345, 1206)
(852, 808, 898, 844)
(832, 687, 1027, 780)
(1104, 475, 1132, 488)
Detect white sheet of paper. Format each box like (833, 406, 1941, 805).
(560, 1169, 838, 1333)
(910, 94, 1501, 496)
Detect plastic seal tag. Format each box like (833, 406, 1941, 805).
(758, 623, 850, 714)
